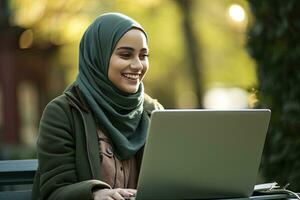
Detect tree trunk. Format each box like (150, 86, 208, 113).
(175, 0, 203, 108)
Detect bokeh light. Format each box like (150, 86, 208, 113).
(228, 4, 245, 23)
(19, 29, 34, 49)
(203, 87, 249, 109)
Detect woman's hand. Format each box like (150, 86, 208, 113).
(93, 188, 137, 200)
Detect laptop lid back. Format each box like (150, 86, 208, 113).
(136, 109, 271, 200)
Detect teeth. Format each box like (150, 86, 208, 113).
(123, 73, 140, 80)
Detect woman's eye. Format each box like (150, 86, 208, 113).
(140, 54, 149, 60)
(119, 52, 131, 58)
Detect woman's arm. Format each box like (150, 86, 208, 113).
(37, 97, 110, 200)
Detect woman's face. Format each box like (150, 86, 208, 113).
(108, 29, 149, 93)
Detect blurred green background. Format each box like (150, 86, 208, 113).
(0, 0, 299, 191)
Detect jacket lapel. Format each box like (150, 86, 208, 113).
(83, 111, 101, 180)
(65, 85, 101, 180)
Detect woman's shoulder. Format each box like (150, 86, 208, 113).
(44, 94, 70, 112)
(44, 83, 87, 113)
(40, 94, 72, 124)
(143, 93, 164, 114)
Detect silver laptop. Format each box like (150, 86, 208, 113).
(135, 109, 271, 200)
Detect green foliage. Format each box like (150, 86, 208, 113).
(247, 0, 300, 190)
(196, 0, 256, 90)
(8, 0, 257, 108)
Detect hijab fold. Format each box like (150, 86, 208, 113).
(75, 13, 149, 160)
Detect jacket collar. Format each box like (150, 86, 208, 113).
(64, 84, 90, 113)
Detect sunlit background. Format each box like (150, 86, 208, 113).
(0, 0, 257, 158)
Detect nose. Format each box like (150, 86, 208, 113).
(130, 57, 143, 71)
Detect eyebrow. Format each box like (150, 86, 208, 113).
(116, 46, 148, 52)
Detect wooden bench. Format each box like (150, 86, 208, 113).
(0, 159, 37, 200)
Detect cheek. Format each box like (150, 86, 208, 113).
(108, 57, 126, 76)
(142, 61, 149, 75)
(108, 59, 120, 82)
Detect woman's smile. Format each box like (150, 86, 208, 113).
(121, 73, 141, 80)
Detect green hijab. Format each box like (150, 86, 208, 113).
(75, 13, 149, 160)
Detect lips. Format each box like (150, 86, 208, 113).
(122, 73, 141, 80)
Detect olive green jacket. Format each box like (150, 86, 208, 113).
(32, 85, 163, 200)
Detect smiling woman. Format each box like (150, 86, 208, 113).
(31, 13, 163, 200)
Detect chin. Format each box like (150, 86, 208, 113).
(118, 83, 140, 93)
(128, 89, 138, 94)
(125, 87, 139, 94)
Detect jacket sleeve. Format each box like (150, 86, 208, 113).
(37, 97, 111, 200)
